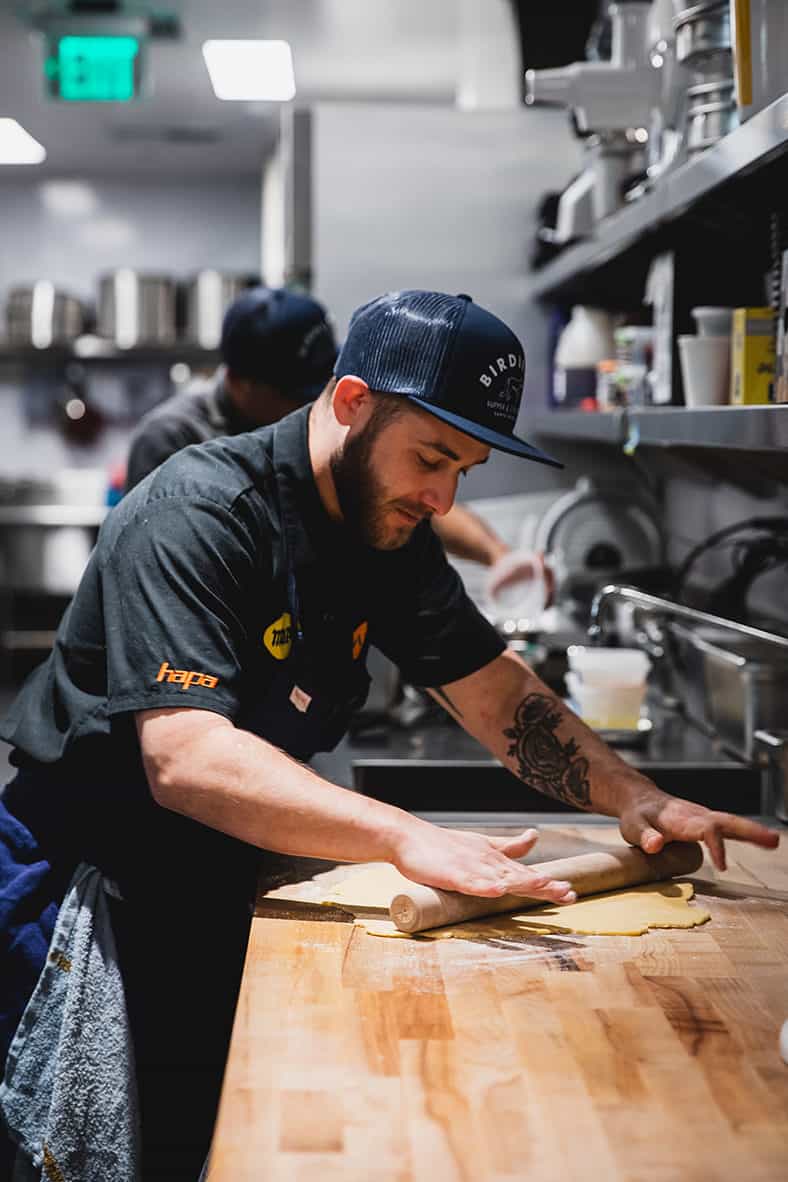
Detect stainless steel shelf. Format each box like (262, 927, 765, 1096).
(630, 404, 788, 450)
(524, 409, 628, 443)
(525, 94, 788, 301)
(524, 404, 788, 451)
(0, 341, 220, 366)
(0, 505, 108, 526)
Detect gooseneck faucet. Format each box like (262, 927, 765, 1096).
(588, 584, 788, 651)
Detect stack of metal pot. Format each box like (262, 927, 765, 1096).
(5, 282, 85, 348)
(672, 1, 737, 154)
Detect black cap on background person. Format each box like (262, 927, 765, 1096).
(221, 286, 338, 403)
(124, 286, 337, 492)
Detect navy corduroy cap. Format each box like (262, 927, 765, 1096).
(335, 290, 561, 467)
(221, 286, 337, 402)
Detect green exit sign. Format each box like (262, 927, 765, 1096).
(45, 35, 142, 102)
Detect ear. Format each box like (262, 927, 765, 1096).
(332, 375, 371, 428)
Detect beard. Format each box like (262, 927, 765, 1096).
(330, 420, 429, 550)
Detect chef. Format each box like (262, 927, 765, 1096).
(125, 284, 539, 592)
(0, 290, 777, 1178)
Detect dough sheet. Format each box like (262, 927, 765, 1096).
(313, 862, 710, 938)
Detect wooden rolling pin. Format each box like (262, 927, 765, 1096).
(389, 841, 703, 933)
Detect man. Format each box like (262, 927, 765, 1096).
(125, 284, 537, 590)
(0, 290, 777, 1177)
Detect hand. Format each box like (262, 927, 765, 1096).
(618, 786, 779, 871)
(487, 549, 554, 605)
(391, 823, 576, 904)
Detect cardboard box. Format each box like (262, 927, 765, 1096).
(730, 306, 776, 404)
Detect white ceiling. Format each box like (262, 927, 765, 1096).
(0, 1, 515, 179)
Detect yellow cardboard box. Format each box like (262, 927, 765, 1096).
(730, 306, 776, 404)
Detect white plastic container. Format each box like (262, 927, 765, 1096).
(691, 306, 733, 337)
(554, 307, 616, 405)
(565, 671, 647, 729)
(566, 646, 651, 686)
(677, 334, 731, 407)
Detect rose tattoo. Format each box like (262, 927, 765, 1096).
(504, 693, 591, 809)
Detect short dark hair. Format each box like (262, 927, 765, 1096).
(367, 389, 407, 433)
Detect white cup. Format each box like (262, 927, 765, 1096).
(691, 306, 733, 337)
(677, 335, 731, 407)
(566, 646, 650, 686)
(565, 672, 646, 730)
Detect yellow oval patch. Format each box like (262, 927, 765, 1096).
(263, 611, 293, 660)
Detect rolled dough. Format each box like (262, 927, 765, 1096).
(317, 863, 710, 938)
(320, 863, 413, 909)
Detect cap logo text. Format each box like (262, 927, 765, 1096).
(479, 353, 523, 388)
(298, 319, 332, 360)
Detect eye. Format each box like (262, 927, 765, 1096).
(417, 454, 440, 471)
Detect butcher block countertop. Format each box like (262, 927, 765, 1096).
(207, 821, 788, 1182)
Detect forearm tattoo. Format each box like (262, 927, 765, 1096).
(504, 693, 591, 809)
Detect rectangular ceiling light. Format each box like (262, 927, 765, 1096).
(202, 40, 295, 101)
(0, 119, 46, 164)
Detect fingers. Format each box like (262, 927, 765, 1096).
(541, 880, 577, 904)
(619, 813, 667, 854)
(493, 830, 577, 901)
(703, 813, 778, 871)
(624, 801, 779, 874)
(636, 813, 725, 870)
(705, 827, 727, 872)
(717, 813, 780, 849)
(638, 826, 665, 855)
(507, 871, 577, 905)
(491, 828, 539, 859)
(464, 830, 575, 902)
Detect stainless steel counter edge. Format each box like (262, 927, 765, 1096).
(351, 755, 752, 771)
(412, 811, 782, 829)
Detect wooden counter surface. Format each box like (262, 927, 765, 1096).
(208, 824, 788, 1182)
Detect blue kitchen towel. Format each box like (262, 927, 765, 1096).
(0, 862, 140, 1181)
(0, 796, 59, 1071)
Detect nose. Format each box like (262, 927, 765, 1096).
(421, 473, 457, 517)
